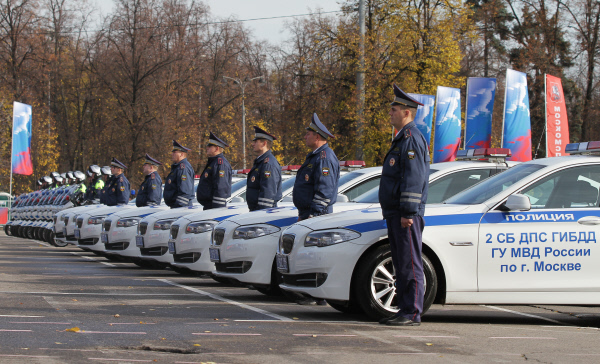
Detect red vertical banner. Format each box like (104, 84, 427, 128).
(545, 74, 570, 157)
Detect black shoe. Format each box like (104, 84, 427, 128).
(386, 316, 420, 326)
(379, 314, 396, 325)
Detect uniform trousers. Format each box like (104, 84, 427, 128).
(386, 214, 425, 322)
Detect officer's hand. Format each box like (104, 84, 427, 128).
(401, 217, 413, 228)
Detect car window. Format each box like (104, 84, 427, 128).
(428, 169, 493, 204)
(446, 163, 546, 205)
(338, 170, 367, 187)
(344, 176, 381, 201)
(231, 179, 247, 193)
(520, 165, 600, 209)
(353, 186, 380, 203)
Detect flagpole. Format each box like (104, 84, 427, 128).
(8, 104, 14, 220)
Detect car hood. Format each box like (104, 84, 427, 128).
(77, 205, 136, 218)
(225, 202, 378, 228)
(175, 203, 251, 224)
(109, 205, 169, 219)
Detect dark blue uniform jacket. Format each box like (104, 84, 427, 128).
(136, 171, 163, 207)
(196, 153, 232, 210)
(379, 121, 429, 219)
(247, 150, 282, 211)
(104, 173, 130, 206)
(293, 143, 340, 219)
(163, 158, 195, 208)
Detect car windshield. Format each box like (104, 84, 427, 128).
(444, 163, 546, 205)
(338, 170, 367, 186)
(231, 179, 246, 193)
(353, 186, 380, 203)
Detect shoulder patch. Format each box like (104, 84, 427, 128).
(151, 174, 155, 179)
(120, 177, 123, 182)
(407, 150, 415, 159)
(120, 186, 125, 192)
(182, 174, 187, 181)
(321, 150, 326, 159)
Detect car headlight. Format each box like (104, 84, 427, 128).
(304, 229, 361, 247)
(154, 219, 175, 230)
(186, 221, 216, 234)
(117, 217, 140, 228)
(233, 224, 281, 240)
(88, 216, 106, 225)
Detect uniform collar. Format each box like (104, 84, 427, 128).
(172, 157, 187, 167)
(393, 121, 415, 142)
(311, 143, 328, 155)
(255, 150, 272, 164)
(113, 172, 122, 178)
(208, 153, 224, 162)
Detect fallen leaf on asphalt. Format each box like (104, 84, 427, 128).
(65, 327, 80, 332)
(214, 318, 219, 321)
(292, 317, 299, 320)
(204, 331, 211, 333)
(312, 335, 317, 338)
(140, 321, 146, 324)
(426, 343, 433, 346)
(72, 299, 77, 302)
(161, 338, 166, 340)
(114, 314, 120, 318)
(55, 342, 62, 345)
(194, 344, 201, 347)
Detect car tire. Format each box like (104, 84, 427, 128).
(53, 235, 68, 247)
(4, 224, 11, 236)
(354, 244, 437, 321)
(26, 227, 34, 240)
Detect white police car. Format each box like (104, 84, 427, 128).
(210, 156, 511, 296)
(276, 148, 537, 318)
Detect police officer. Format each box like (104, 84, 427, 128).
(196, 132, 232, 210)
(247, 126, 282, 211)
(378, 84, 429, 327)
(293, 113, 340, 221)
(85, 165, 104, 203)
(164, 140, 195, 208)
(137, 154, 163, 207)
(104, 158, 130, 206)
(99, 166, 113, 204)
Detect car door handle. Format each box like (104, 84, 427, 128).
(577, 216, 600, 225)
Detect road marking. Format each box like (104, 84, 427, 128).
(293, 334, 357, 337)
(0, 292, 194, 296)
(0, 355, 54, 358)
(192, 333, 261, 336)
(70, 252, 115, 267)
(79, 331, 147, 334)
(10, 322, 71, 324)
(489, 337, 557, 339)
(386, 353, 438, 355)
(482, 305, 565, 325)
(0, 329, 33, 332)
(107, 322, 156, 325)
(158, 279, 293, 322)
(89, 359, 153, 362)
(394, 335, 460, 338)
(0, 315, 44, 318)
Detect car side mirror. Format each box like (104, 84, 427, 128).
(230, 196, 244, 203)
(504, 194, 531, 211)
(337, 194, 349, 203)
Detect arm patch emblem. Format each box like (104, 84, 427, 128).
(219, 170, 225, 177)
(182, 175, 187, 181)
(322, 168, 330, 176)
(264, 171, 271, 178)
(407, 150, 415, 159)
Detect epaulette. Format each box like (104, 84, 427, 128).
(180, 164, 185, 169)
(120, 177, 123, 182)
(265, 157, 269, 163)
(404, 128, 412, 139)
(218, 158, 222, 165)
(151, 173, 155, 179)
(321, 150, 326, 159)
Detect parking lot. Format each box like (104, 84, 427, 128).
(1, 232, 600, 363)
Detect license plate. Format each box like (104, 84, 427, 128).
(135, 235, 144, 248)
(209, 247, 220, 262)
(100, 233, 108, 244)
(62, 228, 67, 236)
(168, 240, 176, 254)
(74, 229, 80, 239)
(276, 254, 289, 273)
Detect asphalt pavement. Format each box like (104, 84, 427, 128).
(1, 232, 599, 363)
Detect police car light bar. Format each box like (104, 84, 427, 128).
(565, 142, 600, 155)
(456, 148, 511, 161)
(339, 160, 366, 168)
